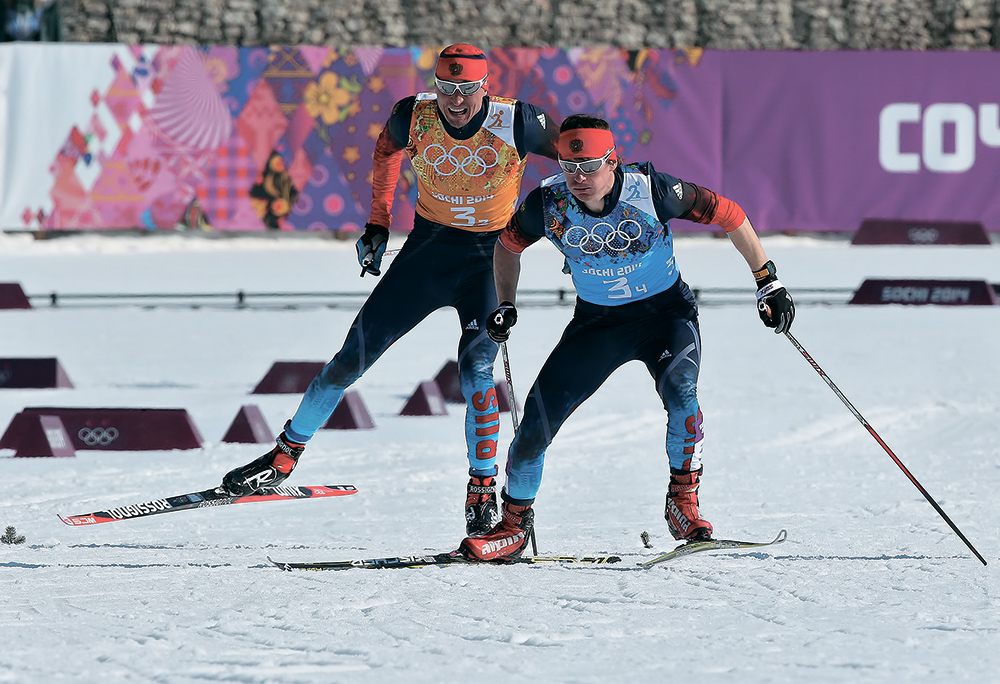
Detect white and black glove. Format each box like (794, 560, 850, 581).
(754, 260, 795, 334)
(356, 223, 389, 277)
(486, 301, 518, 342)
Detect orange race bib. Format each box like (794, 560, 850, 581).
(407, 95, 526, 232)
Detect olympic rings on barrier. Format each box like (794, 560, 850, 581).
(78, 427, 120, 446)
(563, 220, 644, 255)
(422, 144, 499, 177)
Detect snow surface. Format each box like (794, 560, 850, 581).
(1, 231, 999, 684)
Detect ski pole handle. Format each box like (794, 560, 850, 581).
(360, 253, 374, 278)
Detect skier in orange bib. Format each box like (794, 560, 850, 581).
(222, 44, 560, 537)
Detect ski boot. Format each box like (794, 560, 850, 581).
(665, 467, 713, 541)
(465, 474, 500, 536)
(222, 423, 304, 496)
(459, 500, 533, 562)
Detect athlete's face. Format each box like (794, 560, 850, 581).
(563, 155, 618, 212)
(435, 77, 488, 128)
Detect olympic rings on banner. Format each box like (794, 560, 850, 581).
(563, 220, 643, 255)
(78, 427, 120, 446)
(422, 144, 499, 177)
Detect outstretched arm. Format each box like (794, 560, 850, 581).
(651, 170, 794, 332)
(726, 217, 794, 334)
(494, 239, 522, 304)
(725, 217, 768, 272)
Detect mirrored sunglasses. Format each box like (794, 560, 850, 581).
(557, 148, 616, 175)
(434, 76, 487, 96)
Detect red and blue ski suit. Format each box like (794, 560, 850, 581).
(498, 162, 735, 503)
(285, 93, 558, 477)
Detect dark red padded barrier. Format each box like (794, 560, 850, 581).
(8, 414, 76, 458)
(399, 381, 448, 416)
(433, 360, 463, 403)
(849, 279, 999, 306)
(221, 405, 273, 444)
(250, 361, 326, 394)
(0, 283, 32, 309)
(0, 407, 203, 451)
(323, 391, 375, 430)
(852, 219, 990, 245)
(0, 358, 74, 389)
(430, 360, 519, 413)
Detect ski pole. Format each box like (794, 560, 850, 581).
(360, 248, 401, 277)
(499, 340, 537, 555)
(500, 341, 520, 433)
(784, 330, 987, 566)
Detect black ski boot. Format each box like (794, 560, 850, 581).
(465, 474, 500, 536)
(222, 424, 304, 496)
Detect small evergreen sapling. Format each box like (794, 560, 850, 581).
(1, 525, 26, 544)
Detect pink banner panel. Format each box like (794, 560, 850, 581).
(2, 46, 998, 233)
(719, 51, 1000, 233)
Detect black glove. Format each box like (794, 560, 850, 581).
(486, 301, 518, 342)
(753, 260, 795, 334)
(356, 223, 389, 276)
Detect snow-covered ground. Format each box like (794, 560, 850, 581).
(1, 231, 998, 683)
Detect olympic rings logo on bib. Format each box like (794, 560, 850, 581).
(423, 144, 499, 177)
(563, 220, 643, 255)
(78, 427, 120, 446)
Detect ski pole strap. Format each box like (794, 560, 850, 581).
(755, 280, 785, 299)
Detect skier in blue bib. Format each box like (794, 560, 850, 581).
(460, 114, 795, 561)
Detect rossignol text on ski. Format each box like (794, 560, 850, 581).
(59, 484, 357, 526)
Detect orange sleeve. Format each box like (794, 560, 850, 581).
(712, 194, 748, 232)
(368, 125, 406, 228)
(499, 227, 531, 254)
(684, 185, 747, 233)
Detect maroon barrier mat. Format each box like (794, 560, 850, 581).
(852, 219, 990, 245)
(323, 391, 375, 430)
(0, 358, 74, 389)
(10, 414, 76, 458)
(399, 381, 448, 417)
(849, 279, 999, 305)
(222, 405, 272, 444)
(0, 407, 203, 451)
(0, 283, 32, 309)
(433, 360, 463, 403)
(250, 361, 326, 394)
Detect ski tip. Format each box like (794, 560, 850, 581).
(266, 555, 293, 572)
(317, 485, 359, 495)
(58, 513, 101, 526)
(775, 529, 788, 543)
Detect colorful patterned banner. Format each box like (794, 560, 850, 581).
(1, 45, 998, 233)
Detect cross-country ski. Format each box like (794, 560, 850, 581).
(268, 551, 622, 571)
(639, 529, 788, 566)
(58, 484, 357, 526)
(268, 530, 787, 571)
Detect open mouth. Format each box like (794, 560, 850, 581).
(448, 106, 469, 118)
